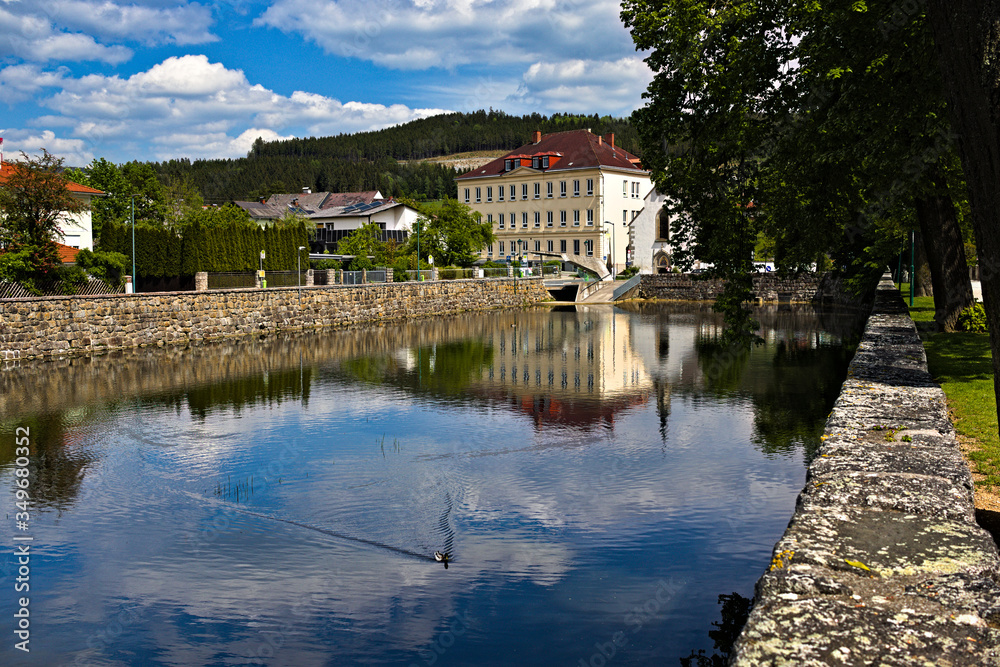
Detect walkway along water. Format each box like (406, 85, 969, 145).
(731, 273, 1000, 664)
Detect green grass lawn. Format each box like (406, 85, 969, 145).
(901, 284, 1000, 487)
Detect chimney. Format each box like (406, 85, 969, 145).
(533, 130, 542, 143)
(302, 186, 312, 194)
(605, 133, 615, 149)
(598, 135, 603, 146)
(258, 196, 266, 204)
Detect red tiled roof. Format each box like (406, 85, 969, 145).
(0, 163, 104, 195)
(56, 242, 81, 263)
(456, 130, 645, 180)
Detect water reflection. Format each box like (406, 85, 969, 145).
(0, 303, 864, 666)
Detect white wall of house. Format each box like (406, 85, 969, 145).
(58, 194, 96, 250)
(630, 189, 673, 274)
(317, 203, 418, 231)
(600, 170, 652, 273)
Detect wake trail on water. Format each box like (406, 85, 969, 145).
(180, 488, 449, 563)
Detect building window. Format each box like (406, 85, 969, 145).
(522, 184, 528, 200)
(560, 181, 567, 197)
(573, 180, 580, 197)
(587, 210, 594, 226)
(475, 187, 481, 203)
(573, 239, 580, 255)
(505, 159, 513, 171)
(523, 213, 529, 228)
(587, 179, 594, 196)
(534, 183, 540, 199)
(547, 240, 554, 252)
(623, 210, 628, 224)
(560, 239, 567, 253)
(487, 186, 493, 202)
(488, 244, 493, 256)
(546, 182, 553, 198)
(498, 213, 504, 229)
(510, 185, 516, 200)
(573, 210, 580, 226)
(498, 186, 504, 202)
(542, 156, 550, 168)
(464, 188, 470, 203)
(532, 156, 540, 169)
(623, 180, 628, 196)
(536, 212, 542, 228)
(546, 212, 553, 227)
(585, 239, 593, 256)
(657, 208, 671, 241)
(559, 210, 567, 227)
(534, 240, 541, 252)
(487, 213, 493, 224)
(500, 241, 505, 253)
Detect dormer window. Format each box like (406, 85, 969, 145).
(542, 156, 550, 169)
(505, 159, 513, 171)
(532, 156, 540, 169)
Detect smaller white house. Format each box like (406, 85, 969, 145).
(629, 188, 675, 274)
(233, 189, 420, 253)
(0, 163, 103, 251)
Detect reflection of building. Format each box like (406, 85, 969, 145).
(471, 308, 653, 430)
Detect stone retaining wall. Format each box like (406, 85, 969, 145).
(0, 278, 549, 359)
(732, 274, 1000, 665)
(640, 272, 846, 303)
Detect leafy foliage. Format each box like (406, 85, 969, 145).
(99, 207, 308, 277)
(74, 248, 129, 285)
(957, 303, 989, 333)
(416, 198, 494, 267)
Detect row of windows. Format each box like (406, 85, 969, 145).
(490, 239, 595, 257)
(623, 180, 643, 199)
(465, 179, 595, 204)
(504, 156, 550, 171)
(487, 210, 595, 229)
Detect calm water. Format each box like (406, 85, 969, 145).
(1, 303, 862, 666)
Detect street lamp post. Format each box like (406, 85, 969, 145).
(129, 195, 138, 293)
(603, 220, 615, 279)
(297, 246, 306, 301)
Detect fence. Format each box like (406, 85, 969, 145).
(207, 272, 257, 290)
(0, 278, 123, 300)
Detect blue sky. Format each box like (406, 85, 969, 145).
(0, 1, 653, 166)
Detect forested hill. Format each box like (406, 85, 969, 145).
(151, 110, 639, 205)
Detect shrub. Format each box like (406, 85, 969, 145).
(618, 265, 640, 279)
(75, 248, 128, 285)
(55, 265, 89, 294)
(311, 258, 342, 271)
(957, 302, 989, 333)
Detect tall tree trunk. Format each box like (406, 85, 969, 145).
(913, 229, 934, 298)
(914, 171, 974, 331)
(926, 0, 1000, 428)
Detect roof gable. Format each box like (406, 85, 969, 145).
(0, 163, 104, 195)
(456, 130, 645, 181)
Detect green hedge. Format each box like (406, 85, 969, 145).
(100, 220, 308, 277)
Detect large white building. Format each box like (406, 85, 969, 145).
(456, 130, 652, 276)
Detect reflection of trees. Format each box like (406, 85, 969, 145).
(750, 341, 854, 460)
(337, 339, 494, 399)
(0, 415, 96, 510)
(182, 367, 313, 421)
(679, 592, 753, 667)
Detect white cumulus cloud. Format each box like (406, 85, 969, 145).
(255, 0, 634, 70)
(5, 55, 451, 162)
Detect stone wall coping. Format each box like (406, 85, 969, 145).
(0, 275, 546, 305)
(731, 273, 1000, 665)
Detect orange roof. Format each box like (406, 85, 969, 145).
(55, 242, 81, 263)
(0, 162, 104, 195)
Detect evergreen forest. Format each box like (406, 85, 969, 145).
(150, 110, 639, 204)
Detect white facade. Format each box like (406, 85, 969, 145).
(58, 193, 97, 250)
(629, 189, 674, 274)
